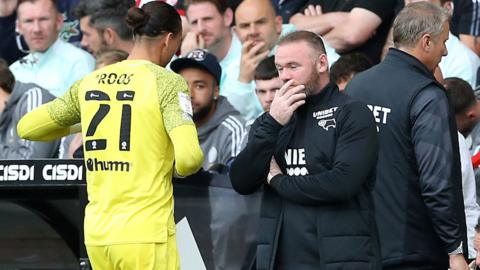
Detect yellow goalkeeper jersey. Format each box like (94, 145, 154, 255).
(18, 59, 204, 245)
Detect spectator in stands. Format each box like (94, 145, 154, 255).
(182, 0, 238, 71)
(407, 0, 480, 88)
(0, 58, 58, 159)
(234, 0, 286, 85)
(183, 0, 308, 121)
(446, 78, 480, 137)
(330, 52, 373, 91)
(347, 2, 469, 269)
(1, 0, 83, 56)
(171, 49, 245, 170)
(445, 77, 480, 259)
(74, 0, 134, 56)
(231, 0, 340, 120)
(239, 56, 280, 148)
(253, 55, 280, 113)
(183, 0, 338, 122)
(220, 0, 292, 121)
(183, 0, 260, 120)
(217, 0, 270, 120)
(0, 0, 26, 65)
(290, 0, 397, 64)
(10, 0, 95, 97)
(231, 30, 380, 269)
(18, 2, 203, 268)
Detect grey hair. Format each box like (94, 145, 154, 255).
(393, 2, 449, 48)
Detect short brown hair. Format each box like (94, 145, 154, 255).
(444, 77, 476, 114)
(277, 30, 326, 56)
(0, 59, 15, 94)
(330, 52, 372, 85)
(184, 0, 229, 14)
(255, 56, 278, 81)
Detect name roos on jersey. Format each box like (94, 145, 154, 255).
(96, 73, 134, 85)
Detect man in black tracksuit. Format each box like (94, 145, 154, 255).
(346, 2, 468, 269)
(230, 31, 381, 270)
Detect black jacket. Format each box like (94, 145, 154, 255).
(346, 48, 467, 268)
(230, 82, 381, 270)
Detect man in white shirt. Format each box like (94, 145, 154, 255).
(10, 0, 94, 97)
(182, 0, 238, 76)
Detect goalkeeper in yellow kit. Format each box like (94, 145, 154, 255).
(17, 2, 203, 269)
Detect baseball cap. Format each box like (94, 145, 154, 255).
(170, 49, 222, 85)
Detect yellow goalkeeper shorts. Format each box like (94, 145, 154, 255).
(87, 234, 180, 270)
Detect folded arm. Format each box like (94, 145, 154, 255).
(269, 102, 378, 205)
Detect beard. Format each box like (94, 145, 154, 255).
(204, 32, 225, 53)
(193, 99, 216, 123)
(93, 40, 110, 57)
(303, 67, 321, 96)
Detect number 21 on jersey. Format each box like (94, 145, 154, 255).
(84, 90, 135, 152)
